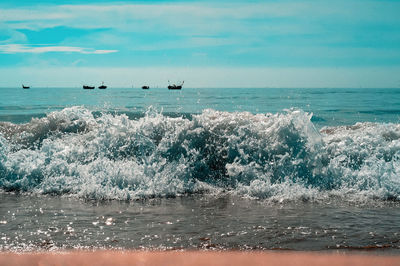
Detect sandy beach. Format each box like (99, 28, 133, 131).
(1, 251, 400, 266)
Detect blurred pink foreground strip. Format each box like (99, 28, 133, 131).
(1, 251, 400, 266)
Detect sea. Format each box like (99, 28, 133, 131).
(1, 87, 400, 252)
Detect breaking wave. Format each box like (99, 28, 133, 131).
(1, 106, 400, 202)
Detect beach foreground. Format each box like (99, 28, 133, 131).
(1, 251, 399, 266)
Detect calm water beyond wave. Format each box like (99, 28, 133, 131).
(1, 87, 400, 252)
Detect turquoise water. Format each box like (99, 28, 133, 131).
(1, 87, 400, 251)
(1, 87, 400, 126)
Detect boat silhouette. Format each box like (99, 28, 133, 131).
(22, 84, 30, 89)
(83, 85, 95, 89)
(142, 86, 149, 89)
(98, 82, 107, 89)
(168, 80, 184, 90)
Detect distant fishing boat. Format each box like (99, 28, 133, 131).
(142, 85, 149, 90)
(168, 80, 184, 90)
(22, 84, 30, 89)
(98, 82, 107, 89)
(83, 85, 95, 89)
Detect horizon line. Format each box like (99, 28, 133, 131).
(1, 86, 400, 89)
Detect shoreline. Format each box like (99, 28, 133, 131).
(1, 251, 399, 266)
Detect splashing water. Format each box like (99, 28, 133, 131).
(1, 106, 400, 202)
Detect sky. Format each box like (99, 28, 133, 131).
(0, 0, 399, 88)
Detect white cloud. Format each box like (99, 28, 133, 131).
(0, 3, 300, 24)
(1, 1, 397, 54)
(0, 1, 398, 55)
(0, 29, 27, 44)
(0, 44, 118, 54)
(1, 1, 398, 33)
(0, 1, 399, 69)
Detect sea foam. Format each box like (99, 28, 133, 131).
(0, 106, 399, 202)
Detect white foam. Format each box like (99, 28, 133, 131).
(0, 106, 399, 202)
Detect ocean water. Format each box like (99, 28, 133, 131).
(1, 87, 400, 252)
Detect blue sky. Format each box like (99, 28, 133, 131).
(0, 0, 399, 87)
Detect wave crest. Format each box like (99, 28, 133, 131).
(1, 106, 400, 202)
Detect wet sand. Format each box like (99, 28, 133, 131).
(1, 251, 399, 266)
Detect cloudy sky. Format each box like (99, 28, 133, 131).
(0, 0, 399, 88)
